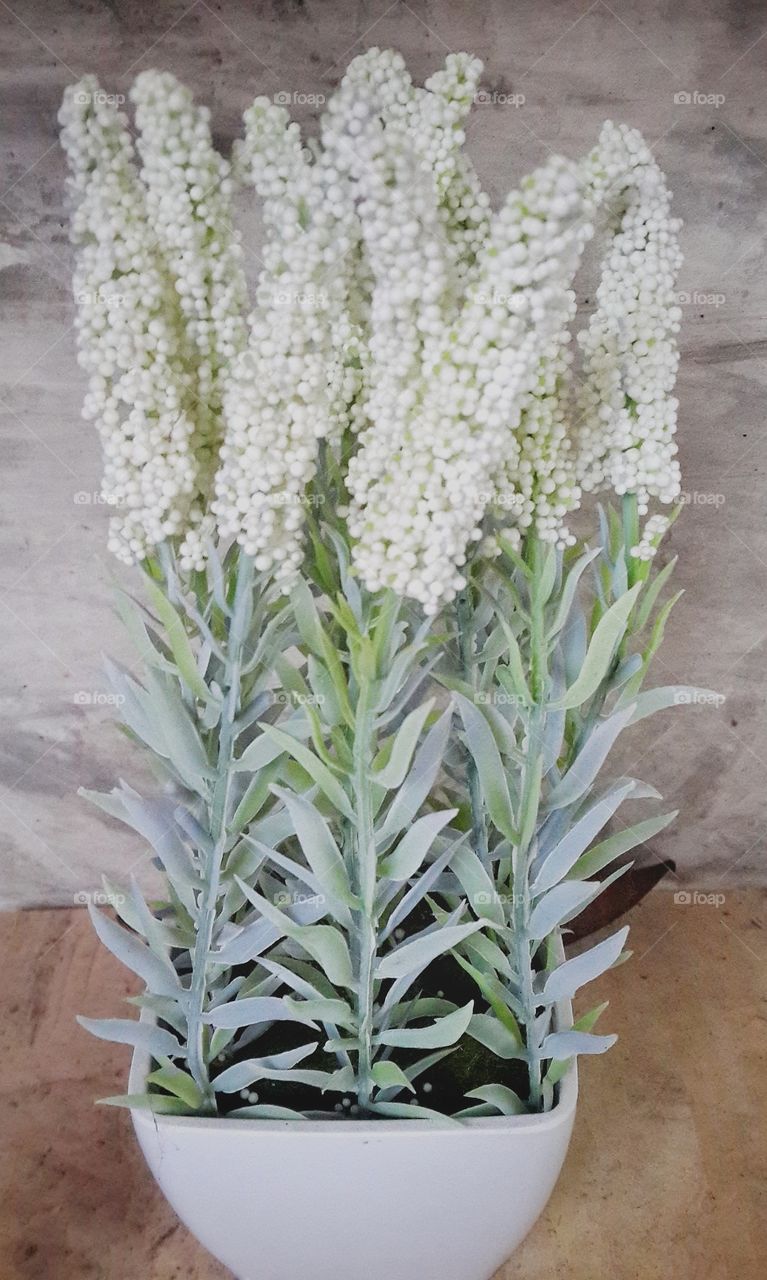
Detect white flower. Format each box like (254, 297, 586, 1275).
(576, 122, 683, 516)
(61, 59, 683, 599)
(59, 77, 204, 565)
(211, 96, 363, 582)
(331, 62, 594, 609)
(130, 71, 249, 571)
(631, 513, 671, 560)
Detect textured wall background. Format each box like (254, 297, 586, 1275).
(1, 0, 765, 907)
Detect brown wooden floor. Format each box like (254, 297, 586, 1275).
(0, 893, 765, 1279)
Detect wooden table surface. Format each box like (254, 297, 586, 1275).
(0, 892, 765, 1279)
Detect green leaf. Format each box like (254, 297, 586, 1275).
(467, 1012, 526, 1060)
(370, 1101, 461, 1124)
(97, 1092, 192, 1114)
(635, 556, 677, 632)
(622, 685, 722, 724)
(87, 905, 181, 997)
(376, 922, 483, 980)
(546, 1002, 609, 1084)
(551, 583, 642, 710)
(372, 699, 435, 789)
(496, 618, 532, 705)
(230, 758, 281, 832)
(142, 669, 212, 791)
(228, 1104, 308, 1120)
(546, 706, 635, 810)
(234, 716, 311, 772)
(283, 997, 356, 1029)
(203, 996, 319, 1029)
(259, 726, 355, 821)
(271, 785, 355, 904)
(449, 841, 505, 928)
(371, 1061, 415, 1093)
(235, 880, 354, 989)
(527, 880, 596, 939)
(379, 809, 457, 880)
(464, 1083, 527, 1115)
(453, 952, 523, 1044)
(113, 590, 175, 675)
(376, 1002, 474, 1049)
(377, 705, 454, 842)
(531, 780, 635, 894)
(546, 548, 601, 640)
(541, 1029, 617, 1058)
(146, 1062, 204, 1109)
(455, 694, 517, 841)
(213, 1044, 320, 1092)
(77, 1016, 184, 1059)
(571, 810, 677, 880)
(144, 578, 211, 703)
(541, 926, 629, 1004)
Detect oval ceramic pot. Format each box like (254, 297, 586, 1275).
(129, 1044, 577, 1280)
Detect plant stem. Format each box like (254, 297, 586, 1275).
(512, 535, 547, 1110)
(621, 492, 640, 588)
(186, 552, 254, 1111)
(455, 587, 489, 866)
(350, 678, 377, 1114)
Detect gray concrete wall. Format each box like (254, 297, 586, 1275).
(1, 0, 765, 906)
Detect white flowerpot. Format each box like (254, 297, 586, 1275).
(129, 1042, 577, 1280)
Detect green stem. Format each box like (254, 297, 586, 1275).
(455, 588, 489, 865)
(186, 552, 254, 1111)
(350, 678, 377, 1114)
(621, 492, 640, 589)
(512, 535, 547, 1110)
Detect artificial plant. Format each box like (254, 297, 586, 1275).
(61, 49, 709, 1119)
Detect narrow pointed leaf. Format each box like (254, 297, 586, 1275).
(541, 1030, 617, 1058)
(373, 699, 435, 789)
(376, 1002, 474, 1049)
(551, 583, 641, 710)
(464, 1084, 527, 1115)
(379, 809, 457, 881)
(77, 1016, 184, 1059)
(547, 706, 635, 810)
(541, 926, 629, 1004)
(455, 693, 516, 840)
(376, 921, 483, 980)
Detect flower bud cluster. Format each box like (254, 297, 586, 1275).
(130, 71, 249, 570)
(60, 77, 204, 565)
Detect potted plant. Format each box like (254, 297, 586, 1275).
(60, 50, 711, 1280)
